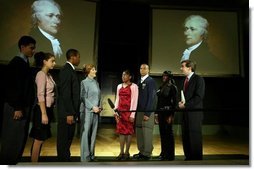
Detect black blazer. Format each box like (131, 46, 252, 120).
(156, 83, 178, 115)
(183, 73, 205, 110)
(57, 63, 80, 118)
(137, 76, 157, 117)
(4, 56, 35, 112)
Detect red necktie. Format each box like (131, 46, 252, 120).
(184, 77, 189, 92)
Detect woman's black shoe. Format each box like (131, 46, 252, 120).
(116, 153, 125, 160)
(124, 153, 130, 160)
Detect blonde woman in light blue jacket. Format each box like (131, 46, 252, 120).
(80, 64, 102, 162)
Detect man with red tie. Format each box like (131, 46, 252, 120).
(178, 60, 205, 161)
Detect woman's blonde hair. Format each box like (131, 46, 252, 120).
(83, 64, 95, 76)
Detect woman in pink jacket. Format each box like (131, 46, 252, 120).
(114, 70, 138, 160)
(29, 52, 56, 162)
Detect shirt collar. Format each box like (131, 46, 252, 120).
(18, 53, 28, 63)
(66, 61, 75, 70)
(188, 41, 202, 53)
(141, 74, 149, 82)
(187, 72, 194, 80)
(87, 76, 95, 81)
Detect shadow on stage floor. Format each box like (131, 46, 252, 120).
(18, 154, 249, 165)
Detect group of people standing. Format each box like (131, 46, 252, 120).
(110, 13, 209, 162)
(0, 36, 100, 164)
(113, 62, 205, 162)
(0, 2, 209, 164)
(0, 34, 205, 165)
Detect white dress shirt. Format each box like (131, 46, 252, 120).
(66, 61, 75, 70)
(141, 74, 149, 83)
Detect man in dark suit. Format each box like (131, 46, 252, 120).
(0, 36, 36, 165)
(133, 64, 157, 160)
(178, 60, 205, 161)
(57, 49, 80, 162)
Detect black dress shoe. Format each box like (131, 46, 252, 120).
(140, 155, 150, 160)
(157, 155, 164, 160)
(133, 153, 142, 159)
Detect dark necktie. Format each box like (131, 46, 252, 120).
(184, 77, 189, 92)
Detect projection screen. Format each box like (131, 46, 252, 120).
(150, 8, 241, 76)
(0, 0, 97, 69)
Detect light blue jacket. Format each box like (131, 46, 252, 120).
(80, 77, 101, 113)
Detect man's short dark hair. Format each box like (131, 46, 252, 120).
(18, 35, 36, 50)
(181, 60, 196, 72)
(66, 49, 79, 60)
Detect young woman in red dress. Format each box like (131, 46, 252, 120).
(114, 70, 138, 160)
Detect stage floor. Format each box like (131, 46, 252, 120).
(19, 124, 249, 165)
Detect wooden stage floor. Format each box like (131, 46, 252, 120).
(19, 124, 249, 165)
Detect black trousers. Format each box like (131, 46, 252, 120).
(57, 118, 76, 162)
(158, 112, 175, 159)
(181, 111, 203, 160)
(0, 103, 31, 165)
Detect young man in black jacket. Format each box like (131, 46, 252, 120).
(0, 35, 36, 165)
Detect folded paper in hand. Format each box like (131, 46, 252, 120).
(181, 90, 185, 104)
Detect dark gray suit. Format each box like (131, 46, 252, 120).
(182, 73, 205, 160)
(57, 63, 80, 161)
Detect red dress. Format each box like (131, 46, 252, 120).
(116, 84, 134, 135)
